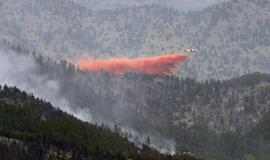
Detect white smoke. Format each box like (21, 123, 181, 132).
(121, 126, 176, 154)
(0, 44, 175, 154)
(0, 45, 82, 118)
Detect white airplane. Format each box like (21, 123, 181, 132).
(184, 48, 199, 54)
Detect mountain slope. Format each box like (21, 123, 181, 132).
(0, 84, 202, 160)
(72, 0, 226, 11)
(0, 42, 270, 160)
(1, 43, 270, 160)
(0, 0, 269, 79)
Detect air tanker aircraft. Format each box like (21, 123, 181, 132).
(184, 48, 199, 54)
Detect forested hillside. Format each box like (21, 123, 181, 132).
(0, 85, 202, 160)
(1, 0, 270, 160)
(72, 0, 225, 11)
(0, 0, 269, 79)
(2, 42, 270, 160)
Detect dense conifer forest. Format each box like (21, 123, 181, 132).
(0, 84, 203, 160)
(1, 42, 270, 160)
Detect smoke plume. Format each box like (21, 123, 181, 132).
(0, 43, 178, 153)
(74, 53, 187, 75)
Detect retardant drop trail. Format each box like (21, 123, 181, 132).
(74, 53, 187, 75)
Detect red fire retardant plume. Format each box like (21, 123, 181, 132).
(74, 53, 187, 75)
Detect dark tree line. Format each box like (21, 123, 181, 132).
(0, 84, 202, 160)
(1, 41, 270, 160)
